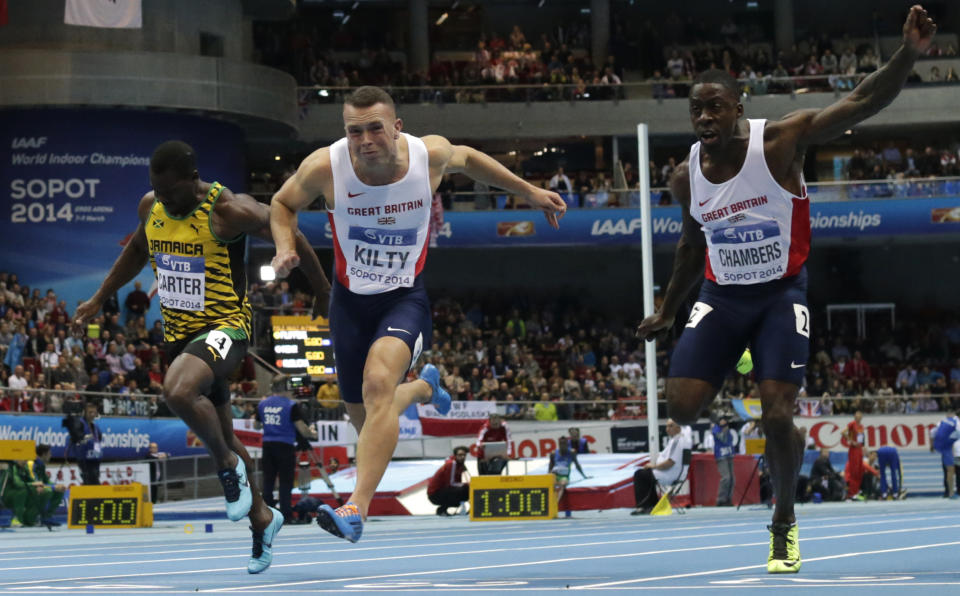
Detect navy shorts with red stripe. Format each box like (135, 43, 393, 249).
(329, 275, 432, 404)
(668, 267, 810, 388)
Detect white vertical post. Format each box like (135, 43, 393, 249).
(637, 123, 659, 461)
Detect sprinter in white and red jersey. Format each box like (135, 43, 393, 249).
(637, 5, 936, 575)
(269, 86, 567, 543)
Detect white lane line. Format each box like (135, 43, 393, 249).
(0, 506, 942, 558)
(0, 522, 617, 559)
(0, 508, 945, 561)
(5, 514, 956, 572)
(199, 526, 960, 593)
(5, 587, 960, 595)
(0, 521, 752, 565)
(0, 517, 772, 563)
(575, 540, 960, 589)
(0, 520, 623, 557)
(1, 515, 956, 587)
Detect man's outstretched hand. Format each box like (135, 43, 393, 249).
(525, 188, 568, 229)
(636, 312, 675, 344)
(74, 298, 101, 325)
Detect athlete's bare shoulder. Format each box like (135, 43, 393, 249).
(421, 135, 455, 167)
(137, 192, 155, 222)
(294, 146, 334, 200)
(300, 146, 333, 178)
(764, 109, 816, 149)
(214, 185, 265, 216)
(211, 185, 269, 237)
(668, 157, 692, 208)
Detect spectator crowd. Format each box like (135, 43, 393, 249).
(252, 4, 958, 107)
(0, 271, 256, 417)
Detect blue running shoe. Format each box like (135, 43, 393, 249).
(316, 502, 363, 543)
(218, 453, 252, 522)
(248, 506, 283, 574)
(420, 364, 451, 415)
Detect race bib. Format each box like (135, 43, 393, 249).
(205, 329, 234, 359)
(156, 253, 205, 311)
(708, 221, 787, 285)
(90, 441, 102, 459)
(554, 463, 570, 476)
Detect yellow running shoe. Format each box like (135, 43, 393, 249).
(767, 522, 801, 573)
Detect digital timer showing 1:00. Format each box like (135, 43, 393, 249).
(70, 497, 139, 526)
(67, 483, 152, 529)
(475, 488, 550, 518)
(470, 475, 556, 521)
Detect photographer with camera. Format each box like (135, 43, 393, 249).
(428, 446, 470, 516)
(74, 402, 103, 485)
(255, 375, 318, 522)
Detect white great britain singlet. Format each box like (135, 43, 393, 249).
(327, 133, 432, 295)
(688, 118, 810, 286)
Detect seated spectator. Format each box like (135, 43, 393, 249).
(427, 446, 470, 516)
(39, 343, 59, 372)
(533, 391, 559, 421)
(917, 364, 944, 388)
(0, 460, 44, 526)
(807, 448, 845, 502)
(476, 413, 513, 475)
(548, 167, 573, 194)
(896, 363, 918, 393)
(121, 343, 137, 373)
(631, 419, 684, 515)
(503, 393, 526, 420)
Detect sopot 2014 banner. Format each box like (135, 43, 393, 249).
(0, 109, 244, 315)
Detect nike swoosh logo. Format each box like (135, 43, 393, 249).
(387, 326, 412, 335)
(698, 198, 713, 207)
(348, 191, 365, 198)
(790, 362, 806, 369)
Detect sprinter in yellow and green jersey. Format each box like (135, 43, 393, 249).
(75, 140, 330, 574)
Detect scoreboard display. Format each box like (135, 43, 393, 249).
(470, 475, 556, 521)
(67, 483, 153, 529)
(271, 315, 336, 377)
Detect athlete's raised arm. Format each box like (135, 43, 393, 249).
(219, 191, 331, 319)
(772, 5, 935, 150)
(75, 194, 154, 324)
(270, 148, 333, 278)
(636, 159, 706, 343)
(423, 135, 567, 229)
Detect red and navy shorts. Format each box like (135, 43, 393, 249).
(329, 275, 432, 404)
(668, 268, 809, 388)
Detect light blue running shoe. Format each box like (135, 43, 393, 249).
(218, 453, 252, 522)
(248, 506, 283, 574)
(420, 364, 451, 415)
(316, 502, 363, 543)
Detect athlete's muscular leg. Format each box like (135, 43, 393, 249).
(759, 380, 803, 525)
(350, 336, 431, 518)
(214, 401, 273, 531)
(344, 403, 366, 434)
(162, 353, 235, 469)
(664, 377, 717, 425)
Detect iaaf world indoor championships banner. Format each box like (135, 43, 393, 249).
(0, 109, 244, 316)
